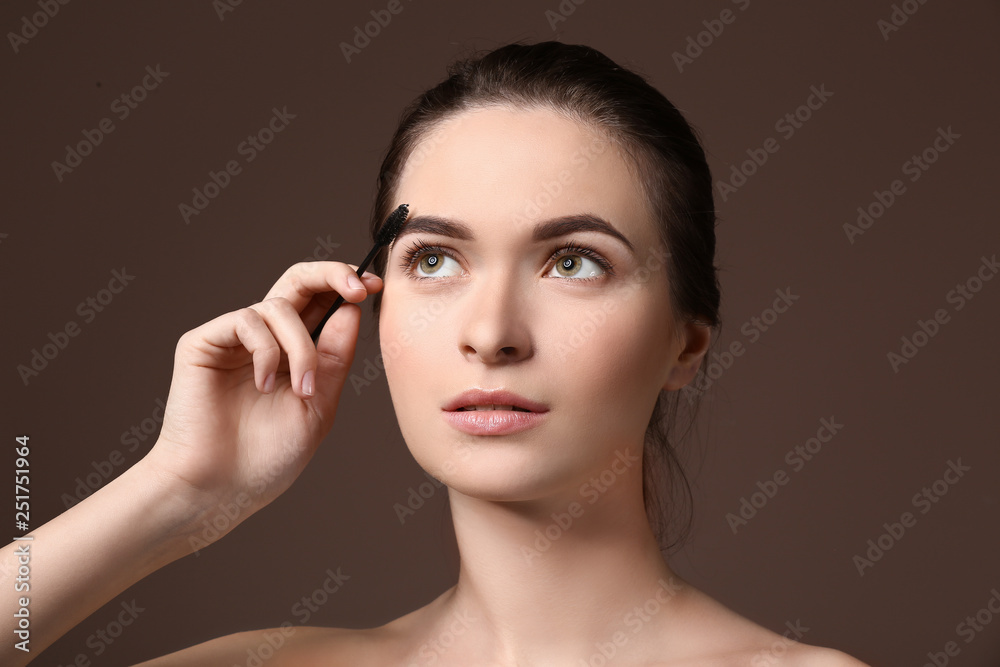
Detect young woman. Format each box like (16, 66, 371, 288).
(2, 41, 869, 666)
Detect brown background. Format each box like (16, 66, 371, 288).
(2, 1, 998, 665)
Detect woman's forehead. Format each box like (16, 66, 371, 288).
(395, 107, 652, 241)
(410, 107, 610, 169)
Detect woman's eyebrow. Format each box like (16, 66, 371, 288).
(391, 213, 636, 254)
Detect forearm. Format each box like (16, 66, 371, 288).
(0, 456, 204, 666)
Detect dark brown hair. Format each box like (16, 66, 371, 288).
(365, 40, 722, 552)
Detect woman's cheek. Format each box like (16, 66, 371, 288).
(379, 301, 412, 381)
(571, 298, 662, 398)
(546, 296, 624, 366)
(382, 299, 446, 396)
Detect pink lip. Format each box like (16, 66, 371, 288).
(442, 409, 548, 436)
(442, 388, 549, 413)
(442, 388, 549, 436)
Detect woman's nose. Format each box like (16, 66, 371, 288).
(457, 278, 533, 365)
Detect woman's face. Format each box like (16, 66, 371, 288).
(379, 106, 697, 502)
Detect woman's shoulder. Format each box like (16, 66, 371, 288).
(748, 643, 872, 666)
(714, 617, 871, 666)
(662, 629, 870, 667)
(721, 642, 871, 666)
(662, 584, 871, 667)
(131, 588, 445, 666)
(130, 623, 396, 667)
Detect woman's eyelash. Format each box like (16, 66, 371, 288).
(397, 238, 615, 279)
(397, 238, 441, 275)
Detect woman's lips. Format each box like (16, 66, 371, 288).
(442, 408, 548, 435)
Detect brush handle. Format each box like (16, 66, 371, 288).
(310, 243, 380, 344)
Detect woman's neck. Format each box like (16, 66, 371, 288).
(431, 450, 693, 666)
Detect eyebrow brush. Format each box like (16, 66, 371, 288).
(310, 203, 409, 344)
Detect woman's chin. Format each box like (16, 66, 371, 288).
(414, 456, 584, 505)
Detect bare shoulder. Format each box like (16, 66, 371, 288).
(778, 643, 872, 666)
(698, 629, 871, 667)
(666, 583, 870, 667)
(131, 586, 450, 666)
(130, 624, 387, 667)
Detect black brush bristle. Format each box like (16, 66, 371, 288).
(375, 203, 410, 247)
(309, 203, 410, 345)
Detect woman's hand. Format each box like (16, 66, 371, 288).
(142, 261, 382, 538)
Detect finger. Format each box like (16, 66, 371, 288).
(312, 301, 363, 423)
(271, 262, 384, 337)
(180, 309, 282, 394)
(299, 271, 384, 332)
(247, 296, 317, 398)
(359, 269, 384, 288)
(263, 262, 380, 313)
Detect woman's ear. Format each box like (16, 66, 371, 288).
(662, 321, 712, 391)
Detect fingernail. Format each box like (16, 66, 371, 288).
(347, 274, 364, 290)
(264, 373, 275, 393)
(362, 271, 377, 280)
(302, 370, 314, 397)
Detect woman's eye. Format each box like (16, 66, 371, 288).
(412, 251, 462, 278)
(402, 243, 611, 281)
(548, 253, 606, 279)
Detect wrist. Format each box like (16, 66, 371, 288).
(130, 451, 258, 558)
(126, 456, 227, 561)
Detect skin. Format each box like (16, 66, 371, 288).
(0, 106, 869, 667)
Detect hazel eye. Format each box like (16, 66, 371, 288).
(399, 239, 613, 282)
(413, 251, 461, 278)
(547, 253, 606, 279)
